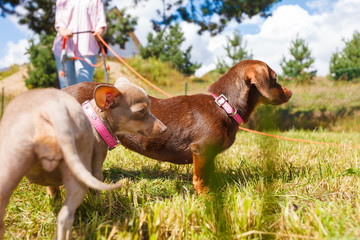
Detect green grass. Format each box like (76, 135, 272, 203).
(4, 130, 360, 239)
(248, 77, 360, 131)
(3, 62, 360, 238)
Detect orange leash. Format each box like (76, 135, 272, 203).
(59, 33, 109, 77)
(95, 33, 360, 150)
(238, 126, 360, 149)
(71, 39, 108, 68)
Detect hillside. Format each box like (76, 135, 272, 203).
(1, 62, 360, 133)
(0, 65, 28, 96)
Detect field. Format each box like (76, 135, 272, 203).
(4, 130, 360, 239)
(2, 63, 360, 239)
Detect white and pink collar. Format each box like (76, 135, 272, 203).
(82, 100, 119, 150)
(210, 93, 244, 125)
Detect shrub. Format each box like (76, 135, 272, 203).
(126, 56, 187, 86)
(25, 34, 57, 89)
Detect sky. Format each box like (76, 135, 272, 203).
(0, 0, 359, 77)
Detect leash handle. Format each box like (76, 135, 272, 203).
(72, 30, 94, 35)
(62, 36, 68, 50)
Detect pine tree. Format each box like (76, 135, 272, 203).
(330, 31, 360, 81)
(216, 31, 252, 74)
(280, 35, 316, 83)
(140, 23, 201, 75)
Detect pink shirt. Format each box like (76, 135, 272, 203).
(53, 0, 107, 57)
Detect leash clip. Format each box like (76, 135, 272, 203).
(108, 138, 120, 151)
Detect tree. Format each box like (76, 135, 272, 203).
(216, 31, 252, 74)
(0, 0, 19, 16)
(140, 23, 201, 75)
(17, 0, 56, 35)
(102, 7, 137, 49)
(330, 31, 360, 81)
(280, 35, 316, 83)
(136, 0, 280, 35)
(5, 0, 137, 89)
(25, 34, 58, 89)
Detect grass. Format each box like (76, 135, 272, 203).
(249, 77, 360, 131)
(2, 61, 360, 238)
(4, 129, 360, 239)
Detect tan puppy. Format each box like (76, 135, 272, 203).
(0, 78, 166, 240)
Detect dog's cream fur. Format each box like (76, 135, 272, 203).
(0, 78, 166, 240)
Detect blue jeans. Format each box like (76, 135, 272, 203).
(55, 55, 97, 89)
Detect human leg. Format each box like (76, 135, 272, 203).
(74, 55, 97, 83)
(55, 55, 77, 89)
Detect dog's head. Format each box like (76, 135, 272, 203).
(93, 78, 167, 137)
(243, 60, 292, 105)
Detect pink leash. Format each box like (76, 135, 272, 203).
(210, 93, 244, 125)
(82, 101, 119, 150)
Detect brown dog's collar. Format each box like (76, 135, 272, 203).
(210, 93, 244, 125)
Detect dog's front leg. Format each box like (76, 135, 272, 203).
(46, 186, 61, 198)
(192, 153, 208, 195)
(191, 144, 216, 195)
(91, 147, 108, 181)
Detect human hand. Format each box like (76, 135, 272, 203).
(93, 27, 105, 41)
(58, 27, 73, 38)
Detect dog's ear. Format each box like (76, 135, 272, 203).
(245, 67, 274, 100)
(94, 85, 121, 111)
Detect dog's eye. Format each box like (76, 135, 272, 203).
(134, 108, 146, 119)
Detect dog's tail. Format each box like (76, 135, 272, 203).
(49, 101, 123, 191)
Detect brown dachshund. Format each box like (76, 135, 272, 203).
(64, 60, 292, 194)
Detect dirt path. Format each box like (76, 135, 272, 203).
(0, 65, 28, 97)
(0, 60, 145, 98)
(106, 60, 151, 91)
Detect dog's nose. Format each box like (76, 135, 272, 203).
(282, 86, 292, 98)
(158, 121, 167, 132)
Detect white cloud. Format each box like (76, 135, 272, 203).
(112, 0, 174, 45)
(0, 39, 30, 69)
(242, 0, 360, 76)
(8, 6, 35, 36)
(110, 0, 360, 77)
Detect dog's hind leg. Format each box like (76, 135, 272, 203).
(56, 164, 87, 240)
(0, 156, 31, 239)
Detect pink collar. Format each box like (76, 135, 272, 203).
(82, 101, 119, 150)
(210, 93, 244, 125)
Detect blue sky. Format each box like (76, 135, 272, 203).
(0, 0, 359, 76)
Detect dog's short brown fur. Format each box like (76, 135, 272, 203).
(0, 78, 166, 240)
(64, 60, 292, 194)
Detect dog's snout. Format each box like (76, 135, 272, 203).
(156, 119, 167, 133)
(281, 86, 292, 99)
